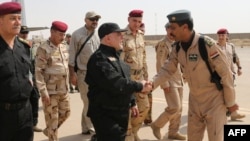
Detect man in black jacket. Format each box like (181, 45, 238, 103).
(0, 2, 33, 141)
(85, 22, 152, 141)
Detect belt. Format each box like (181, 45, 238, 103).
(101, 105, 129, 111)
(131, 69, 142, 75)
(0, 100, 28, 111)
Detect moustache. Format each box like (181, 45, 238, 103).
(13, 26, 20, 30)
(170, 33, 175, 37)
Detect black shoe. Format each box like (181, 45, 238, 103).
(75, 87, 79, 91)
(82, 130, 91, 135)
(90, 134, 97, 141)
(33, 126, 43, 132)
(69, 89, 74, 93)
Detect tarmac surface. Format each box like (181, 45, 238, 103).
(34, 46, 250, 141)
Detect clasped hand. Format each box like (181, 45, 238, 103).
(140, 80, 153, 94)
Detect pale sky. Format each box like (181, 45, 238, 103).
(6, 0, 250, 38)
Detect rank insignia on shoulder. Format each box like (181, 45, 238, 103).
(108, 57, 116, 61)
(18, 37, 31, 47)
(204, 36, 215, 47)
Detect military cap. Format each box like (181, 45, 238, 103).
(217, 28, 229, 34)
(20, 25, 29, 34)
(51, 21, 68, 32)
(85, 11, 101, 19)
(165, 22, 170, 28)
(0, 2, 21, 16)
(66, 33, 71, 37)
(167, 9, 191, 22)
(129, 9, 143, 17)
(98, 22, 127, 39)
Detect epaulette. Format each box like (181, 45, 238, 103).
(204, 36, 215, 47)
(61, 40, 67, 45)
(18, 37, 31, 47)
(39, 40, 49, 50)
(138, 30, 144, 35)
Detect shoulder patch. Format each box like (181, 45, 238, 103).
(204, 36, 215, 47)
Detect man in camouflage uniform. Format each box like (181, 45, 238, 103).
(216, 28, 245, 121)
(152, 10, 238, 141)
(139, 23, 153, 126)
(150, 23, 186, 140)
(121, 9, 149, 141)
(35, 21, 70, 141)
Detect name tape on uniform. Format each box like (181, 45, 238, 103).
(224, 125, 250, 140)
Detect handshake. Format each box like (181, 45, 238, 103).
(140, 80, 153, 94)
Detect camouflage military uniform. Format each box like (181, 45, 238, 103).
(153, 33, 235, 141)
(35, 40, 70, 141)
(121, 27, 149, 141)
(152, 36, 184, 138)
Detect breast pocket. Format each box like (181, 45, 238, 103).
(0, 60, 12, 79)
(21, 55, 31, 73)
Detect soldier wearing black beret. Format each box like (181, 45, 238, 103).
(150, 9, 238, 141)
(0, 2, 34, 141)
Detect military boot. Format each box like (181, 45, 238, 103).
(168, 132, 186, 140)
(134, 133, 141, 141)
(150, 123, 161, 139)
(43, 128, 48, 137)
(231, 113, 246, 121)
(33, 126, 42, 132)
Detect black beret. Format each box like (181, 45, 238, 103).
(98, 22, 127, 39)
(0, 2, 21, 16)
(51, 21, 68, 32)
(167, 10, 191, 22)
(20, 25, 29, 34)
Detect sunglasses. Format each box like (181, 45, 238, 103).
(88, 18, 99, 22)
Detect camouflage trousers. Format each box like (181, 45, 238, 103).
(126, 73, 150, 141)
(43, 94, 70, 141)
(144, 92, 152, 123)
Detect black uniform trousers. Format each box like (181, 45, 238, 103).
(0, 101, 33, 141)
(30, 86, 40, 126)
(90, 108, 129, 141)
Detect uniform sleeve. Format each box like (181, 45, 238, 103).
(153, 47, 178, 90)
(68, 33, 77, 67)
(155, 41, 170, 88)
(35, 46, 49, 97)
(142, 45, 148, 80)
(207, 40, 236, 107)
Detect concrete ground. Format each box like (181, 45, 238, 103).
(34, 47, 250, 141)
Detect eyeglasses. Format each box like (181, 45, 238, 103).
(88, 18, 99, 22)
